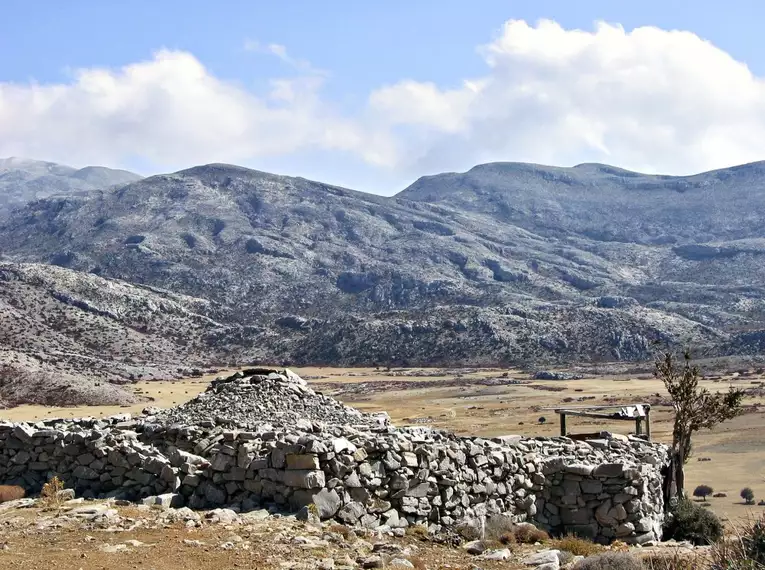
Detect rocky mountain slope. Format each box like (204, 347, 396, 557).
(0, 157, 141, 213)
(400, 161, 765, 330)
(1, 159, 764, 400)
(0, 262, 241, 405)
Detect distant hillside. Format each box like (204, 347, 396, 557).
(0, 157, 142, 212)
(398, 161, 765, 244)
(1, 157, 760, 385)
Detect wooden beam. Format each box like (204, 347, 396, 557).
(645, 408, 651, 440)
(560, 413, 567, 437)
(543, 404, 652, 411)
(554, 410, 639, 420)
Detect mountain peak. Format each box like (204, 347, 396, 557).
(0, 157, 143, 213)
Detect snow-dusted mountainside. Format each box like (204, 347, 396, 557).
(1, 159, 765, 400)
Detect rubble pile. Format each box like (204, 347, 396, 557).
(151, 369, 389, 429)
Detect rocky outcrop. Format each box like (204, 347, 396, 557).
(0, 369, 669, 545)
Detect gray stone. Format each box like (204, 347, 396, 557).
(481, 548, 512, 561)
(593, 464, 624, 477)
(580, 480, 603, 495)
(464, 540, 487, 555)
(565, 464, 594, 476)
(72, 465, 99, 480)
(332, 438, 357, 454)
(289, 488, 341, 520)
(523, 549, 560, 567)
(616, 522, 636, 537)
(286, 454, 320, 470)
(283, 470, 325, 489)
(337, 501, 366, 524)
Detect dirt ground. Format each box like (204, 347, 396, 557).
(0, 500, 519, 570)
(3, 365, 765, 525)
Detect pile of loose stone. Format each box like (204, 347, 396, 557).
(0, 368, 670, 545)
(151, 369, 390, 429)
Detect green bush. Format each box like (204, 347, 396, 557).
(693, 484, 714, 501)
(663, 497, 723, 545)
(573, 552, 642, 570)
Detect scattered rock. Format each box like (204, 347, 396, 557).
(523, 550, 561, 567)
(480, 548, 512, 561)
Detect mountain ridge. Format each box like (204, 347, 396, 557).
(2, 157, 765, 405)
(0, 157, 143, 213)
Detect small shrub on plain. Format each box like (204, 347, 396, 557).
(552, 534, 602, 557)
(40, 476, 65, 507)
(692, 484, 714, 501)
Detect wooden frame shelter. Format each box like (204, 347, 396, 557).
(548, 404, 652, 440)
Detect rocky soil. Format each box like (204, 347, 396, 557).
(0, 491, 711, 570)
(0, 496, 509, 570)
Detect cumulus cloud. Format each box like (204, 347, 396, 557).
(369, 19, 765, 175)
(2, 20, 765, 182)
(0, 49, 394, 170)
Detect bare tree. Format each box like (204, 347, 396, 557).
(655, 350, 744, 500)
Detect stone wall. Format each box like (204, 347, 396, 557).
(0, 416, 668, 544)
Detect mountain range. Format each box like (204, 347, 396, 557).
(0, 157, 142, 212)
(1, 157, 764, 405)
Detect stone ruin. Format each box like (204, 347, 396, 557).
(0, 368, 670, 544)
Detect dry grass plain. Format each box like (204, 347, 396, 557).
(3, 365, 765, 525)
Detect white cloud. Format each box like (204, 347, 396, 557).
(244, 40, 327, 76)
(369, 19, 765, 176)
(2, 21, 765, 184)
(0, 49, 394, 171)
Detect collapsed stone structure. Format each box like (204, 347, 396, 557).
(0, 369, 670, 544)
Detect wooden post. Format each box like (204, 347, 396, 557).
(635, 417, 642, 436)
(560, 413, 567, 437)
(645, 408, 651, 441)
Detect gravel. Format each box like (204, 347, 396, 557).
(150, 368, 390, 429)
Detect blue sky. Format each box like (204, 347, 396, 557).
(2, 1, 765, 194)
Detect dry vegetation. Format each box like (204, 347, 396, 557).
(0, 486, 24, 504)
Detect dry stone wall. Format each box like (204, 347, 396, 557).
(0, 369, 670, 545)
